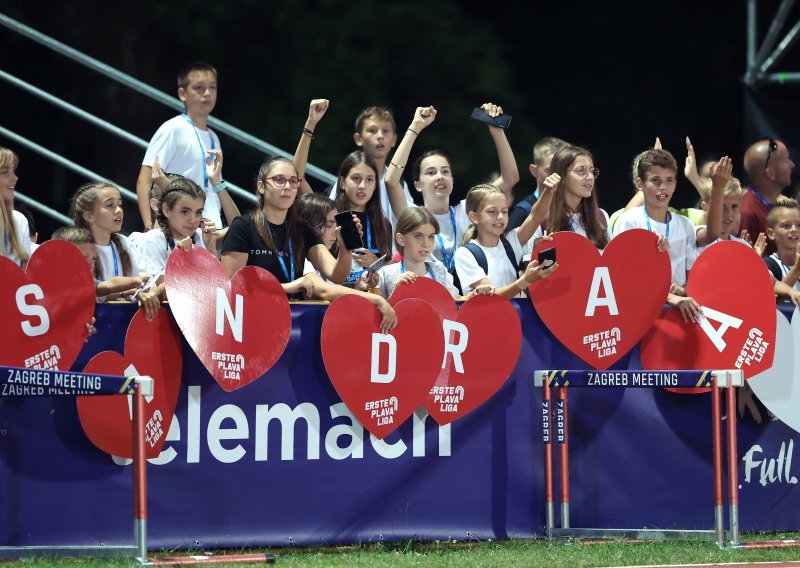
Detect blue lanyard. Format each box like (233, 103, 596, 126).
(180, 113, 216, 188)
(266, 221, 295, 282)
(365, 216, 379, 254)
(436, 207, 457, 270)
(643, 207, 670, 239)
(749, 188, 773, 211)
(3, 231, 8, 253)
(110, 242, 120, 277)
(400, 261, 434, 279)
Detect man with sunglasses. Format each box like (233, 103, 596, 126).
(742, 138, 795, 255)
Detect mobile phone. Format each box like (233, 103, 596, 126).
(131, 269, 164, 300)
(470, 107, 512, 129)
(334, 211, 364, 251)
(365, 254, 388, 279)
(537, 247, 556, 267)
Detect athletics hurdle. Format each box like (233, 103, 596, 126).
(0, 365, 274, 565)
(535, 369, 744, 547)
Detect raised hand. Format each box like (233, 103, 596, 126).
(410, 106, 437, 133)
(206, 149, 223, 186)
(481, 102, 504, 120)
(709, 156, 732, 189)
(684, 136, 699, 180)
(307, 98, 330, 126)
(753, 232, 767, 257)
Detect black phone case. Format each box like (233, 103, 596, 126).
(470, 107, 512, 129)
(537, 247, 556, 266)
(334, 211, 364, 251)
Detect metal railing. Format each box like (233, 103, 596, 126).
(745, 0, 800, 86)
(0, 11, 336, 224)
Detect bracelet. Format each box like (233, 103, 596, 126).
(303, 127, 315, 139)
(407, 127, 419, 136)
(390, 161, 405, 169)
(212, 181, 229, 194)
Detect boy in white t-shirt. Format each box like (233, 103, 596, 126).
(613, 149, 729, 322)
(135, 62, 239, 230)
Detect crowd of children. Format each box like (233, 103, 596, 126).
(3, 61, 800, 330)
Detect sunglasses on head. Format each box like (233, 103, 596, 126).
(765, 138, 778, 169)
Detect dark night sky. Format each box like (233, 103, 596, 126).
(2, 1, 799, 238)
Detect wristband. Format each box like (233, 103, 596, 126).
(407, 127, 419, 136)
(303, 127, 315, 139)
(212, 181, 229, 194)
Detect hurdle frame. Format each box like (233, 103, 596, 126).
(535, 369, 744, 547)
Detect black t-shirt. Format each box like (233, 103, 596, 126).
(221, 212, 323, 283)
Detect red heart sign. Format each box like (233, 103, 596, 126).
(389, 279, 522, 425)
(321, 295, 444, 439)
(640, 241, 776, 393)
(165, 246, 291, 392)
(529, 230, 671, 370)
(77, 309, 182, 459)
(0, 240, 95, 371)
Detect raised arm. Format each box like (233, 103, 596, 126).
(484, 103, 520, 195)
(136, 166, 155, 230)
(294, 99, 330, 195)
(384, 106, 437, 218)
(696, 156, 730, 246)
(517, 173, 559, 244)
(206, 149, 240, 226)
(684, 136, 712, 199)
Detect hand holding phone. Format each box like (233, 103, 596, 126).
(537, 247, 556, 268)
(470, 107, 512, 129)
(334, 210, 364, 251)
(365, 254, 388, 279)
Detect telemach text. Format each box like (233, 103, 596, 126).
(2, 368, 103, 396)
(587, 371, 679, 387)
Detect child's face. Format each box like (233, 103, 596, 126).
(415, 155, 453, 201)
(259, 162, 299, 212)
(720, 195, 742, 239)
(470, 193, 509, 238)
(86, 187, 123, 235)
(341, 163, 377, 212)
(354, 118, 396, 162)
(563, 154, 596, 206)
(0, 162, 18, 205)
(163, 195, 205, 239)
(768, 208, 800, 249)
(397, 223, 436, 264)
(76, 242, 97, 273)
(179, 70, 218, 117)
(321, 208, 338, 250)
(638, 166, 677, 211)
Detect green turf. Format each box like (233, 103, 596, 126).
(5, 534, 800, 567)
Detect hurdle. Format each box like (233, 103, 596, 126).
(0, 365, 274, 565)
(534, 369, 743, 547)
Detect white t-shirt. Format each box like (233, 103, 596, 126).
(328, 172, 414, 231)
(377, 261, 459, 299)
(95, 234, 143, 281)
(137, 228, 206, 275)
(454, 229, 524, 298)
(694, 228, 751, 258)
(5, 210, 32, 266)
(526, 209, 610, 260)
(428, 201, 470, 268)
(142, 115, 222, 227)
(612, 206, 697, 288)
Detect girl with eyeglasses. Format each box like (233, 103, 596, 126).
(534, 145, 611, 249)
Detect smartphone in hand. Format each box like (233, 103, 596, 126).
(537, 247, 556, 268)
(470, 107, 512, 129)
(334, 211, 364, 251)
(365, 254, 388, 279)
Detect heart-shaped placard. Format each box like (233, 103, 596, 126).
(390, 279, 521, 425)
(321, 295, 444, 439)
(529, 230, 671, 369)
(77, 309, 182, 459)
(640, 241, 776, 393)
(748, 310, 796, 431)
(0, 240, 95, 371)
(165, 246, 291, 391)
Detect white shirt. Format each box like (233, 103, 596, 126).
(5, 210, 32, 266)
(612, 205, 697, 288)
(377, 261, 459, 299)
(137, 228, 206, 275)
(526, 209, 610, 260)
(142, 115, 222, 227)
(428, 201, 470, 268)
(95, 234, 143, 281)
(454, 229, 524, 298)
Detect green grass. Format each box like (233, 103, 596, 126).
(6, 534, 800, 567)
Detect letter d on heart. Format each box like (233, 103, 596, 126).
(370, 333, 396, 383)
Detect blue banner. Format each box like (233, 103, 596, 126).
(0, 301, 797, 549)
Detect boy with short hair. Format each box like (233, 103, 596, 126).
(694, 177, 753, 250)
(613, 149, 728, 322)
(325, 106, 414, 228)
(135, 62, 239, 230)
(507, 136, 566, 231)
(763, 197, 800, 290)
